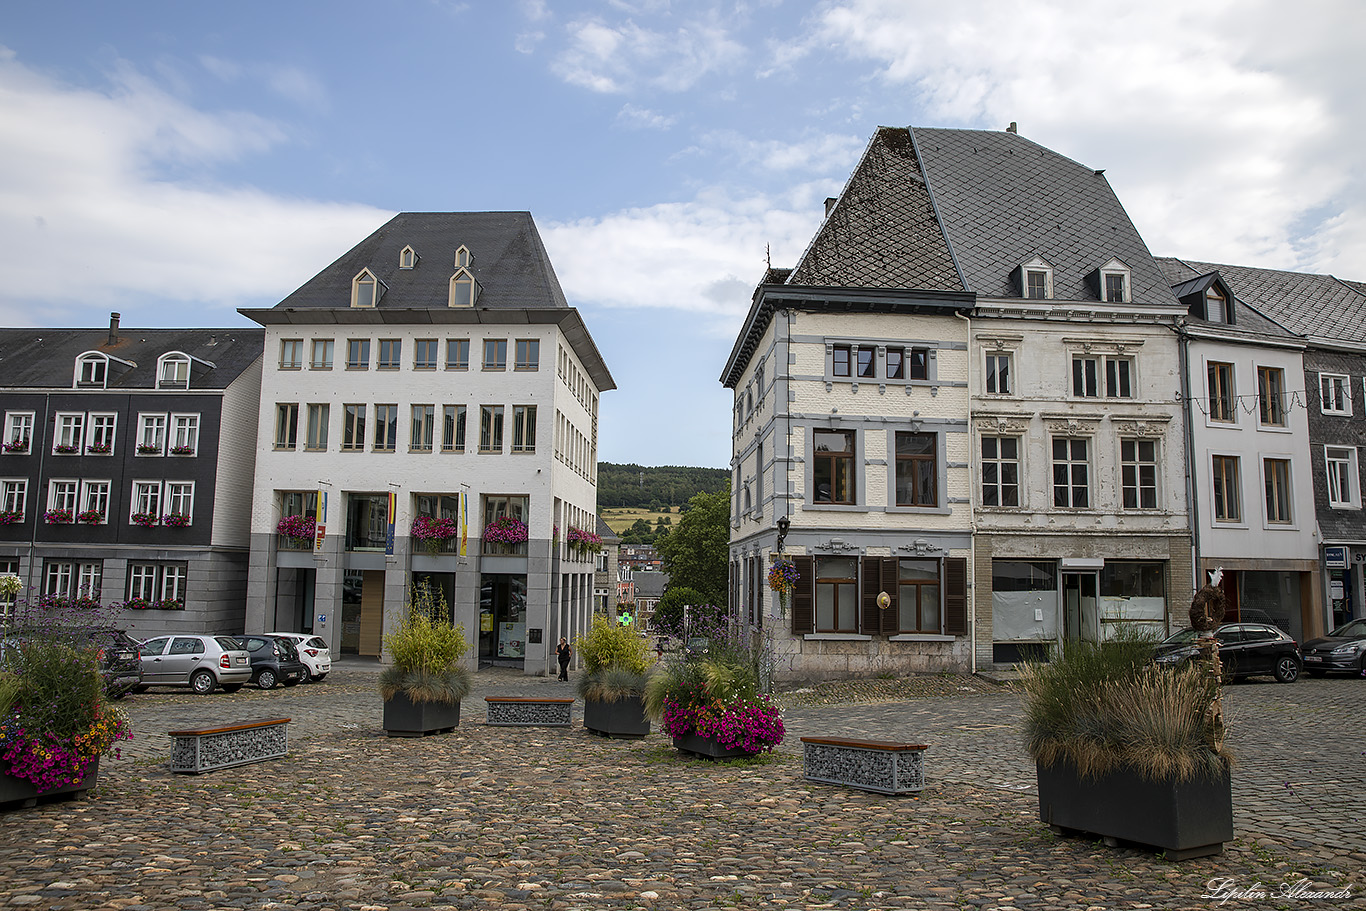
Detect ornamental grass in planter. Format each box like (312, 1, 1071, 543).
(379, 581, 471, 737)
(575, 617, 652, 737)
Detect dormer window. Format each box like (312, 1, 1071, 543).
(75, 353, 107, 388)
(455, 245, 473, 268)
(1092, 258, 1131, 303)
(1205, 285, 1231, 324)
(351, 269, 385, 308)
(1015, 257, 1054, 300)
(449, 268, 480, 308)
(158, 353, 191, 389)
(399, 246, 418, 269)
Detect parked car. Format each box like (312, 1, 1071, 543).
(266, 632, 331, 682)
(1153, 623, 1301, 683)
(137, 634, 251, 694)
(1, 625, 143, 699)
(1300, 618, 1366, 677)
(239, 635, 307, 689)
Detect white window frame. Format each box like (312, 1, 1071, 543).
(80, 480, 110, 523)
(2, 479, 28, 517)
(53, 412, 85, 453)
(1019, 257, 1054, 300)
(4, 412, 34, 454)
(75, 352, 108, 388)
(137, 413, 168, 455)
(1119, 438, 1159, 510)
(157, 353, 191, 389)
(87, 413, 117, 454)
(1051, 437, 1091, 509)
(165, 482, 194, 521)
(48, 479, 79, 514)
(1326, 446, 1360, 509)
(984, 352, 1013, 396)
(161, 564, 187, 602)
(128, 564, 158, 601)
(1321, 373, 1352, 415)
(170, 413, 200, 455)
(1098, 259, 1132, 303)
(132, 481, 162, 520)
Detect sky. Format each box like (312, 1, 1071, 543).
(1, 1, 1364, 470)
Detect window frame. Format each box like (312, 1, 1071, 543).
(87, 413, 117, 455)
(414, 338, 438, 370)
(1119, 438, 1159, 510)
(136, 413, 167, 456)
(1207, 361, 1236, 423)
(1257, 366, 1287, 427)
(1, 479, 27, 518)
(897, 558, 942, 634)
(351, 269, 383, 309)
(984, 352, 1013, 395)
(483, 339, 508, 371)
(305, 403, 330, 452)
(980, 435, 1020, 508)
(131, 480, 162, 519)
(53, 412, 85, 454)
(346, 338, 370, 370)
(279, 339, 303, 370)
(1211, 454, 1242, 523)
(170, 413, 199, 455)
(1051, 436, 1091, 509)
(814, 556, 859, 634)
(1320, 373, 1352, 415)
(47, 479, 79, 515)
(442, 404, 467, 453)
(514, 339, 540, 371)
(893, 431, 938, 508)
(80, 480, 110, 523)
(310, 339, 334, 370)
(165, 481, 194, 522)
(76, 353, 108, 388)
(445, 338, 470, 370)
(157, 353, 191, 389)
(275, 404, 299, 450)
(812, 429, 857, 506)
(411, 404, 435, 452)
(377, 338, 402, 370)
(511, 405, 537, 453)
(4, 412, 34, 454)
(373, 404, 398, 452)
(1325, 446, 1360, 509)
(342, 404, 367, 452)
(479, 405, 505, 453)
(1263, 457, 1293, 525)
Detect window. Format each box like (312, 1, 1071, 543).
(908, 348, 929, 381)
(856, 346, 875, 379)
(170, 414, 198, 455)
(4, 412, 33, 453)
(1264, 458, 1292, 524)
(347, 339, 371, 370)
(137, 414, 166, 455)
(1051, 438, 1090, 508)
(815, 557, 858, 633)
(129, 563, 157, 601)
(158, 354, 190, 389)
(0, 558, 15, 623)
(449, 269, 478, 307)
(81, 480, 109, 522)
(455, 245, 472, 268)
(275, 404, 299, 450)
(443, 405, 467, 452)
(1, 480, 27, 518)
(755, 441, 763, 508)
(1120, 439, 1158, 509)
(886, 347, 904, 380)
(813, 430, 855, 505)
(1101, 561, 1164, 599)
(342, 404, 367, 451)
(1208, 362, 1235, 422)
(352, 269, 382, 308)
(483, 339, 507, 370)
(512, 405, 537, 453)
(280, 339, 303, 369)
(54, 413, 84, 453)
(414, 339, 438, 369)
(166, 482, 193, 520)
(374, 404, 398, 452)
(1025, 270, 1050, 300)
(480, 406, 504, 453)
(48, 480, 78, 514)
(77, 354, 107, 386)
(1212, 455, 1241, 522)
(88, 414, 116, 454)
(832, 345, 851, 378)
(515, 339, 540, 370)
(985, 353, 1012, 395)
(311, 339, 334, 369)
(1205, 286, 1230, 323)
(446, 339, 470, 370)
(895, 432, 937, 507)
(411, 405, 435, 452)
(378, 339, 401, 369)
(44, 560, 101, 601)
(305, 404, 329, 451)
(898, 559, 941, 633)
(1326, 447, 1359, 509)
(132, 481, 162, 518)
(980, 436, 1020, 507)
(345, 493, 389, 551)
(127, 563, 188, 605)
(399, 246, 417, 269)
(1072, 355, 1133, 398)
(1104, 273, 1127, 302)
(1321, 373, 1351, 415)
(1258, 366, 1286, 426)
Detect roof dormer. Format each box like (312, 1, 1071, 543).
(1172, 271, 1236, 325)
(1012, 256, 1054, 300)
(157, 352, 191, 389)
(455, 245, 473, 268)
(399, 245, 418, 269)
(449, 267, 481, 308)
(1087, 257, 1131, 303)
(74, 352, 109, 388)
(351, 268, 387, 308)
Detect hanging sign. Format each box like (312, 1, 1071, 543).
(313, 490, 328, 554)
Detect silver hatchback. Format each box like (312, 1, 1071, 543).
(137, 634, 252, 694)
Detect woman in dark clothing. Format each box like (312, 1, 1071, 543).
(556, 637, 572, 681)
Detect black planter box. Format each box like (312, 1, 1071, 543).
(383, 693, 460, 737)
(673, 733, 757, 760)
(583, 695, 650, 738)
(1037, 760, 1233, 860)
(2, 757, 100, 810)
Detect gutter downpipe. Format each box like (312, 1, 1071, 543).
(1174, 318, 1201, 629)
(954, 310, 978, 674)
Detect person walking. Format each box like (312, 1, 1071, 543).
(556, 637, 572, 681)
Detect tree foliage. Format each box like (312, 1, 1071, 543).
(655, 484, 731, 605)
(597, 462, 729, 509)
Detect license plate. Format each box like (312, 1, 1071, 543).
(235, 657, 247, 665)
(1305, 655, 1322, 662)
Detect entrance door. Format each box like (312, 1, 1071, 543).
(480, 573, 527, 665)
(1063, 572, 1099, 643)
(358, 570, 385, 657)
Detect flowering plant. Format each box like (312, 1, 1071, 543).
(2, 438, 29, 454)
(161, 513, 192, 528)
(659, 694, 785, 753)
(567, 526, 602, 558)
(37, 593, 102, 611)
(135, 443, 161, 455)
(482, 516, 528, 545)
(53, 444, 80, 454)
(768, 558, 799, 616)
(0, 574, 21, 598)
(276, 514, 316, 539)
(130, 512, 159, 528)
(85, 443, 111, 455)
(169, 445, 195, 455)
(412, 515, 458, 541)
(76, 509, 104, 524)
(44, 509, 74, 525)
(0, 510, 23, 525)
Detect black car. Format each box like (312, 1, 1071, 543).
(1300, 618, 1366, 677)
(1153, 623, 1302, 683)
(0, 625, 143, 698)
(239, 635, 308, 690)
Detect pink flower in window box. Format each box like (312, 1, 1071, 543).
(161, 513, 191, 528)
(130, 512, 159, 528)
(43, 509, 74, 525)
(76, 509, 104, 524)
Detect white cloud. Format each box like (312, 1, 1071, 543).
(551, 15, 745, 93)
(0, 49, 390, 325)
(693, 129, 865, 174)
(809, 0, 1366, 277)
(615, 103, 677, 130)
(200, 55, 329, 110)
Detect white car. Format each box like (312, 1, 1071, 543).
(265, 632, 331, 682)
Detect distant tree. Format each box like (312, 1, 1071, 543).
(620, 518, 655, 545)
(652, 587, 707, 636)
(655, 484, 730, 604)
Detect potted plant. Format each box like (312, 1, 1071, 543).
(135, 443, 161, 455)
(411, 515, 458, 554)
(85, 442, 111, 455)
(130, 512, 159, 528)
(2, 438, 29, 454)
(76, 509, 103, 525)
(53, 444, 80, 454)
(483, 516, 528, 547)
(644, 623, 784, 759)
(169, 444, 195, 455)
(0, 628, 132, 806)
(566, 526, 602, 559)
(43, 509, 74, 525)
(379, 581, 471, 736)
(1020, 615, 1234, 860)
(0, 510, 23, 525)
(161, 513, 191, 528)
(575, 616, 652, 737)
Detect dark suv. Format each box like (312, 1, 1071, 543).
(239, 635, 307, 689)
(0, 625, 143, 698)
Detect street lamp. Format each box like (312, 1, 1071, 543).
(775, 515, 790, 553)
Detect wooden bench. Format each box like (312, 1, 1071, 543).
(168, 718, 291, 774)
(484, 697, 574, 727)
(801, 737, 927, 795)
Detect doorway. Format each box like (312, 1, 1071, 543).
(1063, 572, 1099, 643)
(480, 573, 527, 666)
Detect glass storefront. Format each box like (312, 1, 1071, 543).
(480, 573, 527, 664)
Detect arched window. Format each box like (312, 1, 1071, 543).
(158, 353, 191, 389)
(75, 353, 107, 387)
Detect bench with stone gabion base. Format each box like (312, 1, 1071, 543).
(484, 697, 574, 727)
(801, 737, 927, 796)
(168, 718, 291, 774)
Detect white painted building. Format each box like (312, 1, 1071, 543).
(242, 213, 613, 674)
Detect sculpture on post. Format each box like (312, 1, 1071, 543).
(1188, 568, 1227, 752)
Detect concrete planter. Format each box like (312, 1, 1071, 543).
(1037, 760, 1233, 860)
(1, 758, 100, 809)
(382, 693, 460, 737)
(583, 695, 650, 738)
(672, 733, 757, 760)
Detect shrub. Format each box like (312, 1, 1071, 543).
(378, 581, 471, 705)
(575, 617, 651, 702)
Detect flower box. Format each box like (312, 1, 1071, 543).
(583, 695, 650, 738)
(130, 512, 159, 528)
(85, 443, 111, 455)
(169, 445, 195, 455)
(53, 444, 80, 454)
(276, 514, 316, 542)
(0, 510, 23, 525)
(161, 513, 191, 528)
(76, 509, 104, 524)
(135, 444, 161, 455)
(1, 757, 100, 809)
(2, 439, 29, 454)
(44, 509, 74, 525)
(672, 733, 758, 760)
(412, 515, 458, 553)
(482, 516, 528, 545)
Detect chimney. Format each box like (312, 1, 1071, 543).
(1006, 122, 1018, 134)
(108, 312, 120, 345)
(824, 197, 838, 217)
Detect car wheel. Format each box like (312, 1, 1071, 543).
(257, 669, 277, 690)
(298, 666, 313, 683)
(1274, 656, 1301, 683)
(191, 670, 216, 695)
(221, 684, 244, 693)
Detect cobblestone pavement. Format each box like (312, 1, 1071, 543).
(1, 665, 1361, 910)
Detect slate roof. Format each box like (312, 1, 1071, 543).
(596, 516, 620, 543)
(911, 127, 1179, 306)
(1154, 258, 1299, 341)
(1157, 257, 1366, 344)
(633, 571, 668, 599)
(0, 325, 263, 390)
(273, 212, 570, 311)
(788, 128, 964, 292)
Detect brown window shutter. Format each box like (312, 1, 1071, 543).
(944, 556, 968, 636)
(880, 557, 900, 634)
(861, 556, 882, 634)
(791, 556, 814, 635)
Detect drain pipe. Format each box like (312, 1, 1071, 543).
(954, 310, 978, 674)
(1172, 317, 1200, 633)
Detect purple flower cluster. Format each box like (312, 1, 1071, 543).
(483, 516, 529, 544)
(768, 559, 799, 594)
(0, 510, 23, 525)
(2, 438, 29, 453)
(411, 515, 458, 540)
(160, 513, 191, 528)
(276, 514, 316, 539)
(130, 512, 159, 528)
(660, 696, 785, 753)
(44, 509, 74, 525)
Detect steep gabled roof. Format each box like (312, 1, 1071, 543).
(912, 127, 1179, 306)
(0, 327, 263, 389)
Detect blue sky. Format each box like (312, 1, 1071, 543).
(2, 1, 1364, 469)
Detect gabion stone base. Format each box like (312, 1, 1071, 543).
(168, 718, 290, 774)
(485, 697, 574, 726)
(801, 737, 926, 795)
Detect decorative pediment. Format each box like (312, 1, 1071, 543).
(1042, 415, 1103, 437)
(975, 414, 1031, 435)
(1111, 415, 1172, 437)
